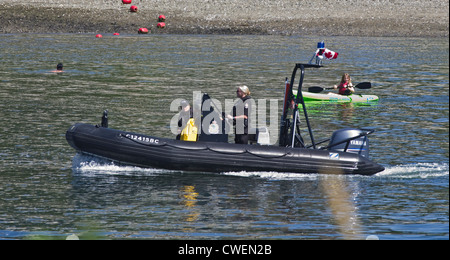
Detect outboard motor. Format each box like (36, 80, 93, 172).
(328, 128, 371, 158)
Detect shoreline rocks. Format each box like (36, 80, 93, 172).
(0, 0, 448, 37)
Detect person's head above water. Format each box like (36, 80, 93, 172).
(50, 63, 64, 73)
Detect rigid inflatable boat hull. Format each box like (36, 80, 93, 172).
(66, 123, 384, 175)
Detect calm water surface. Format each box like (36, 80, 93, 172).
(0, 34, 448, 239)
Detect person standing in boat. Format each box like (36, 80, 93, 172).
(176, 100, 194, 140)
(226, 85, 253, 144)
(333, 73, 355, 95)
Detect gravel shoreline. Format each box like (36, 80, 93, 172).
(1, 0, 448, 37)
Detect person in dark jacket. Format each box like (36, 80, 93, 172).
(176, 100, 193, 140)
(227, 85, 253, 144)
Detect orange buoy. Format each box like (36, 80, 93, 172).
(113, 33, 120, 36)
(157, 22, 166, 28)
(96, 34, 103, 38)
(158, 15, 166, 22)
(122, 0, 132, 4)
(138, 28, 149, 34)
(130, 5, 138, 12)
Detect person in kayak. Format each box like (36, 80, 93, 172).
(226, 85, 253, 144)
(333, 73, 355, 95)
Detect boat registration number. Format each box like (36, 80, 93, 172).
(125, 134, 160, 144)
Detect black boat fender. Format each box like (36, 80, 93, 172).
(122, 130, 288, 158)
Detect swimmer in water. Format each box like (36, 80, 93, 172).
(51, 63, 64, 73)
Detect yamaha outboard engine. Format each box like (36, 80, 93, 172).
(328, 128, 371, 158)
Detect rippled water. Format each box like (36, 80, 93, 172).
(0, 34, 448, 240)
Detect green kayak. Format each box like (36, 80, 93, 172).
(295, 90, 379, 102)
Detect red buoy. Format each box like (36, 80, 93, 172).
(157, 22, 166, 28)
(113, 33, 120, 36)
(158, 15, 166, 22)
(138, 28, 149, 34)
(130, 5, 138, 12)
(122, 0, 132, 4)
(95, 34, 103, 38)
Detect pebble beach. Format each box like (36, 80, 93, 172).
(0, 0, 448, 37)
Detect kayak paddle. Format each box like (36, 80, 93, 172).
(308, 82, 372, 93)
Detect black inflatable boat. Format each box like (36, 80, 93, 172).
(66, 64, 385, 175)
